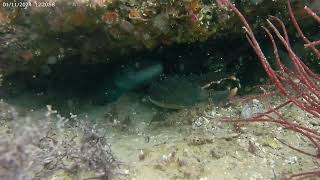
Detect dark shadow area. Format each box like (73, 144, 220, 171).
(2, 30, 319, 113)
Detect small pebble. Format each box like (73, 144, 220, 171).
(240, 99, 265, 118)
(138, 150, 145, 161)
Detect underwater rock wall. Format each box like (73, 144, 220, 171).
(0, 0, 313, 76)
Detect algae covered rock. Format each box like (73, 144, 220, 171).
(0, 0, 311, 75)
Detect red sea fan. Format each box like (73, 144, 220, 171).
(221, 0, 320, 179)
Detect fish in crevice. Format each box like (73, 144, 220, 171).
(94, 61, 163, 105)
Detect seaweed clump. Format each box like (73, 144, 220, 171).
(0, 104, 116, 179)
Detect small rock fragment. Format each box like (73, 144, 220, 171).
(260, 137, 282, 150)
(138, 149, 145, 161)
(240, 99, 265, 119)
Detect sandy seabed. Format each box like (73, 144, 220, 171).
(0, 87, 318, 180)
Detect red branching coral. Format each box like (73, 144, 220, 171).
(221, 0, 320, 179)
(288, 2, 320, 59)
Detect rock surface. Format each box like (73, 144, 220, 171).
(0, 0, 311, 75)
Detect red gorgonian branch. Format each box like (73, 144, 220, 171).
(218, 0, 320, 179)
